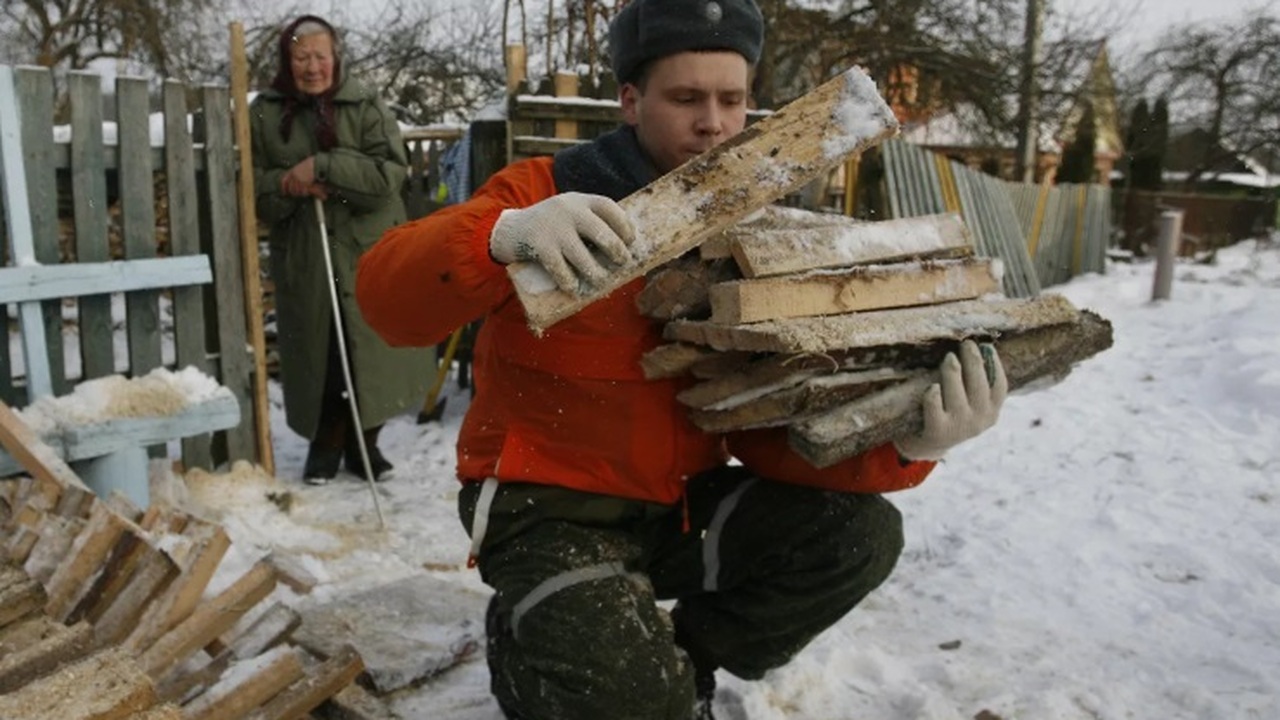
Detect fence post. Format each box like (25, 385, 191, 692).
(1152, 209, 1182, 301)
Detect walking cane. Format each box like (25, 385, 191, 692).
(314, 197, 387, 529)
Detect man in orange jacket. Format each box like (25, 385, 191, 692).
(356, 1, 1007, 717)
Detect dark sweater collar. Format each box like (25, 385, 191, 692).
(552, 125, 658, 200)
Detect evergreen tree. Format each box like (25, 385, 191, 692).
(1131, 96, 1169, 190)
(1058, 103, 1097, 183)
(1124, 99, 1151, 184)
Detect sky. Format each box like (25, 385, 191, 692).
(1066, 0, 1273, 53)
(46, 229, 1264, 719)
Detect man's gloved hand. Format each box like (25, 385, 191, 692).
(489, 192, 636, 294)
(895, 340, 1009, 461)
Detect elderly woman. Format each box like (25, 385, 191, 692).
(250, 15, 430, 484)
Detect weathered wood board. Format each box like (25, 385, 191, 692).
(790, 309, 1114, 466)
(637, 257, 740, 321)
(666, 294, 1082, 354)
(688, 368, 922, 433)
(708, 258, 1000, 324)
(508, 67, 900, 333)
(729, 212, 973, 278)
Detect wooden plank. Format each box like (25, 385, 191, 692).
(708, 258, 1001, 324)
(24, 514, 85, 585)
(201, 85, 255, 464)
(552, 72, 580, 140)
(0, 256, 212, 303)
(69, 524, 154, 624)
(124, 521, 232, 655)
(226, 602, 301, 659)
(118, 76, 164, 385)
(314, 681, 395, 720)
(248, 645, 364, 720)
(68, 71, 115, 381)
(156, 648, 233, 705)
(790, 309, 1115, 467)
(703, 205, 853, 260)
(138, 560, 277, 678)
(14, 67, 69, 398)
(164, 80, 214, 471)
(729, 212, 974, 278)
(665, 294, 1083, 354)
(5, 527, 41, 566)
(0, 66, 53, 401)
(0, 612, 61, 656)
(0, 647, 158, 720)
(639, 343, 720, 380)
(509, 67, 900, 333)
(0, 397, 91, 492)
(0, 569, 45, 628)
(44, 502, 133, 620)
(230, 22, 275, 476)
(92, 541, 181, 648)
(265, 552, 319, 596)
(636, 257, 740, 321)
(58, 393, 240, 462)
(182, 646, 305, 720)
(0, 619, 92, 693)
(688, 367, 922, 433)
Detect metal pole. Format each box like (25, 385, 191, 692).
(1013, 0, 1043, 183)
(1152, 209, 1182, 301)
(314, 198, 386, 529)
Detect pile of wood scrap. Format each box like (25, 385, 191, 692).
(637, 207, 1113, 467)
(0, 400, 371, 719)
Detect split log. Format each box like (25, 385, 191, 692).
(707, 258, 1001, 324)
(225, 602, 302, 660)
(124, 520, 231, 654)
(0, 569, 47, 628)
(790, 309, 1114, 467)
(636, 256, 740, 321)
(0, 619, 92, 693)
(92, 539, 181, 648)
(179, 645, 304, 720)
(702, 205, 857, 260)
(688, 367, 922, 433)
(665, 294, 1083, 354)
(313, 681, 395, 720)
(728, 212, 973, 279)
(138, 560, 277, 678)
(265, 552, 320, 595)
(156, 648, 233, 705)
(0, 647, 158, 720)
(639, 343, 721, 380)
(44, 501, 132, 620)
(508, 67, 900, 333)
(24, 514, 86, 585)
(247, 645, 365, 720)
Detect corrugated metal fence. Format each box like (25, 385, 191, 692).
(882, 139, 1111, 293)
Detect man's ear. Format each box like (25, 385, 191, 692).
(619, 82, 641, 126)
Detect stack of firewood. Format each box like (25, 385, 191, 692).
(637, 206, 1113, 467)
(0, 402, 371, 720)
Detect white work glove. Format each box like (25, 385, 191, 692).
(489, 192, 636, 294)
(895, 340, 1009, 461)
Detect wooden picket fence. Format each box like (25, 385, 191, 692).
(0, 66, 258, 472)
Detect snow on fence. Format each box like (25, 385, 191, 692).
(0, 65, 257, 472)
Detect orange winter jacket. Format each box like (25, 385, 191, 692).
(355, 155, 934, 505)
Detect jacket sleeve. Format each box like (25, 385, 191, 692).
(356, 158, 558, 348)
(250, 100, 303, 224)
(314, 95, 407, 213)
(727, 427, 936, 494)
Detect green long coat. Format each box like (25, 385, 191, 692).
(250, 76, 432, 440)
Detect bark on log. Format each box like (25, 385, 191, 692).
(790, 309, 1114, 467)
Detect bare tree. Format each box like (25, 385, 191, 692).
(1136, 8, 1280, 185)
(0, 0, 229, 81)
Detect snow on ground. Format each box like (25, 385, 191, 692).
(54, 236, 1280, 718)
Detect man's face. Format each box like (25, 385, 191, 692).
(290, 32, 336, 96)
(620, 51, 750, 175)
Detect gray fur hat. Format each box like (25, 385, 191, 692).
(608, 0, 765, 85)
